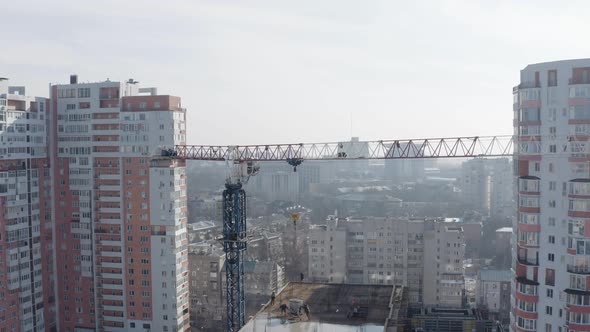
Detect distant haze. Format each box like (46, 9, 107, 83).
(3, 0, 589, 144)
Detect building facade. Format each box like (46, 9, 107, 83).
(512, 59, 590, 332)
(0, 81, 55, 332)
(461, 158, 514, 218)
(50, 77, 189, 331)
(308, 216, 465, 308)
(477, 269, 511, 325)
(188, 243, 225, 331)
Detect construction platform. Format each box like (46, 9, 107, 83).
(239, 282, 407, 331)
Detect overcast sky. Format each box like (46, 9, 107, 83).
(2, 0, 590, 145)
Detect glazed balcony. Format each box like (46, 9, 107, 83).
(570, 78, 590, 85)
(517, 255, 539, 266)
(568, 264, 590, 274)
(519, 81, 541, 89)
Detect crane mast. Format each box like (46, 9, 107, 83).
(161, 135, 516, 332)
(222, 182, 247, 331)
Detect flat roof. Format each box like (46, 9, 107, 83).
(479, 269, 511, 282)
(240, 282, 400, 331)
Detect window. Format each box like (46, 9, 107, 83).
(548, 70, 557, 86)
(567, 312, 590, 324)
(517, 317, 536, 330)
(154, 102, 160, 108)
(548, 108, 557, 121)
(548, 253, 554, 261)
(570, 199, 590, 212)
(570, 275, 587, 290)
(547, 288, 553, 298)
(78, 88, 90, 98)
(549, 236, 555, 244)
(549, 181, 556, 191)
(139, 102, 147, 109)
(546, 269, 555, 286)
(519, 108, 540, 121)
(549, 145, 556, 153)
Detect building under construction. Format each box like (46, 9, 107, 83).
(239, 282, 408, 331)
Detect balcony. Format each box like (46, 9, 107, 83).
(519, 81, 541, 89)
(568, 264, 590, 274)
(570, 78, 590, 85)
(517, 256, 539, 266)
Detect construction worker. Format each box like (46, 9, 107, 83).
(280, 303, 288, 316)
(270, 291, 275, 306)
(302, 304, 311, 320)
(300, 272, 304, 281)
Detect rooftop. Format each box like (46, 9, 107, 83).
(188, 220, 218, 231)
(243, 260, 275, 274)
(240, 282, 406, 331)
(188, 242, 224, 256)
(479, 269, 511, 282)
(495, 227, 512, 233)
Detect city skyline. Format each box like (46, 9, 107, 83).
(3, 0, 590, 145)
(4, 2, 590, 331)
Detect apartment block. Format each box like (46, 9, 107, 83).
(188, 243, 225, 331)
(188, 240, 286, 331)
(476, 269, 511, 325)
(461, 158, 514, 218)
(0, 81, 55, 332)
(512, 59, 590, 332)
(308, 216, 465, 308)
(49, 76, 189, 332)
(423, 220, 465, 308)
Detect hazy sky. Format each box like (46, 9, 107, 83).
(3, 0, 590, 145)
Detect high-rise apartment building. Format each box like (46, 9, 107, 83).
(49, 77, 189, 332)
(308, 216, 465, 308)
(512, 59, 590, 332)
(0, 81, 55, 332)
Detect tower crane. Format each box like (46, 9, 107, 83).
(161, 135, 515, 332)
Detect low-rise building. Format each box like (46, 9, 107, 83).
(494, 227, 512, 267)
(476, 269, 511, 325)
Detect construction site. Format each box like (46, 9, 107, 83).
(239, 283, 407, 332)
